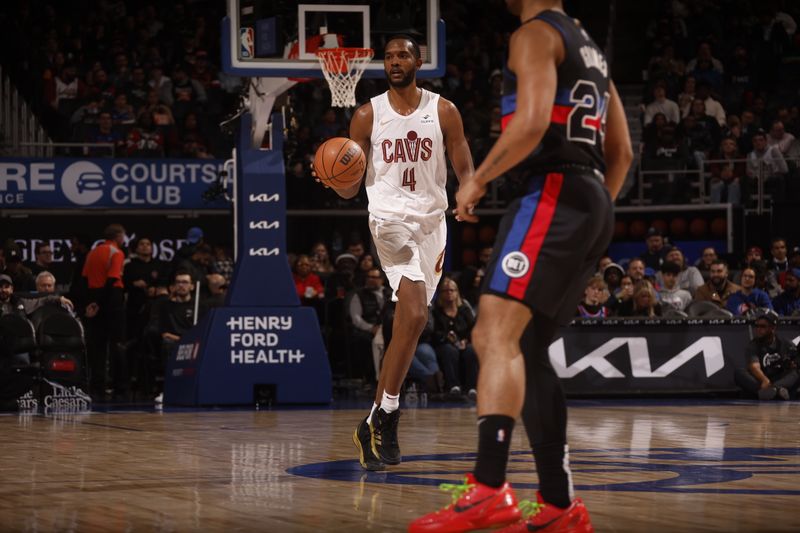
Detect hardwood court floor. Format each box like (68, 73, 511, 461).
(0, 400, 799, 532)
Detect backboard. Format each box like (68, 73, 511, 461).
(222, 0, 444, 79)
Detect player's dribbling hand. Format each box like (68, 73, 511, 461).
(309, 164, 330, 188)
(454, 179, 486, 223)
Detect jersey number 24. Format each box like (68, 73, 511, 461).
(567, 80, 609, 146)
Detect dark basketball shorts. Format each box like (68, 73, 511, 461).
(483, 171, 613, 324)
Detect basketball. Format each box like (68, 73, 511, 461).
(313, 137, 366, 189)
(629, 219, 648, 240)
(670, 217, 688, 238)
(651, 219, 668, 236)
(711, 217, 727, 237)
(613, 220, 628, 240)
(689, 217, 709, 238)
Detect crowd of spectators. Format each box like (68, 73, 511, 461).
(0, 0, 237, 158)
(577, 227, 800, 320)
(0, 224, 234, 401)
(638, 0, 800, 206)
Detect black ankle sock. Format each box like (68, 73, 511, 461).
(474, 415, 515, 488)
(533, 442, 571, 508)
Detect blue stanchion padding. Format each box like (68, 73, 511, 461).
(164, 307, 330, 405)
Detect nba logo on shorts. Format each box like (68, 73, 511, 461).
(240, 27, 255, 59)
(501, 251, 530, 278)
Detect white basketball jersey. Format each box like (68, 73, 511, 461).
(366, 89, 447, 229)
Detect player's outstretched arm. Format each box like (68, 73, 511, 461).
(439, 97, 474, 184)
(603, 80, 633, 201)
(330, 102, 372, 199)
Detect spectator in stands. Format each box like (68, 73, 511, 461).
(734, 310, 798, 401)
(576, 276, 609, 318)
(34, 271, 56, 294)
(685, 99, 721, 162)
(29, 243, 54, 277)
(82, 224, 127, 398)
(686, 42, 724, 76)
(170, 64, 207, 123)
(725, 45, 755, 112)
(204, 273, 227, 308)
(211, 244, 234, 284)
(124, 236, 166, 344)
(142, 89, 175, 127)
(149, 65, 172, 104)
(677, 75, 696, 118)
(709, 136, 746, 205)
(667, 247, 703, 294)
(606, 274, 635, 315)
(0, 274, 73, 316)
(175, 243, 213, 294)
(640, 228, 668, 270)
(693, 82, 726, 127)
(310, 241, 334, 278)
(726, 267, 773, 316)
(768, 237, 790, 273)
(694, 259, 742, 308)
(628, 257, 647, 283)
(189, 50, 219, 90)
(602, 263, 624, 295)
(86, 69, 116, 109)
(125, 65, 149, 111)
(354, 253, 376, 288)
(642, 112, 668, 148)
(2, 243, 35, 292)
(110, 93, 135, 127)
(293, 254, 325, 303)
(349, 267, 391, 383)
(178, 112, 212, 158)
(432, 276, 478, 400)
(644, 82, 681, 126)
(84, 111, 125, 156)
(695, 246, 717, 281)
(617, 280, 662, 317)
(346, 241, 366, 262)
(767, 120, 795, 156)
(126, 110, 165, 157)
(145, 269, 204, 402)
(772, 269, 800, 317)
(326, 253, 358, 301)
(45, 63, 86, 124)
(658, 261, 692, 312)
(747, 129, 789, 201)
(313, 108, 345, 141)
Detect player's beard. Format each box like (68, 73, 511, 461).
(386, 69, 415, 88)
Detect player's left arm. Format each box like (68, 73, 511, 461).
(438, 97, 474, 183)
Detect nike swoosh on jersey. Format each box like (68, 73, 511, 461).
(379, 118, 393, 126)
(453, 494, 494, 513)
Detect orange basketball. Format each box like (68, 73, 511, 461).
(710, 217, 727, 237)
(313, 137, 366, 189)
(689, 218, 708, 238)
(670, 217, 688, 238)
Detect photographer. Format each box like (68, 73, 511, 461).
(734, 310, 799, 400)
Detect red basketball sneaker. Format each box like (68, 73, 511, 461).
(497, 491, 593, 533)
(408, 474, 521, 533)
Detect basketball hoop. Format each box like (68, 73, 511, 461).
(316, 48, 374, 107)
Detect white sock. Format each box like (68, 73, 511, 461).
(366, 402, 379, 425)
(381, 391, 400, 413)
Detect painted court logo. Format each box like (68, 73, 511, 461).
(501, 251, 529, 278)
(61, 161, 105, 206)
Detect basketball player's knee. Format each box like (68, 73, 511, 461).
(407, 305, 428, 334)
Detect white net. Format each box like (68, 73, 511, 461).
(316, 48, 374, 107)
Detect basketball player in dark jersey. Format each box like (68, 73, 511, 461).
(409, 1, 632, 532)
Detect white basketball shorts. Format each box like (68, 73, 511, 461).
(368, 214, 446, 303)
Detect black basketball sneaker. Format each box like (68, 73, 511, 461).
(373, 408, 401, 465)
(353, 416, 385, 471)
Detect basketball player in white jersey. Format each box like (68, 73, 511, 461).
(331, 36, 474, 470)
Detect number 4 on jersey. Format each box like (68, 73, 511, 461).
(567, 80, 609, 145)
(402, 168, 416, 191)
